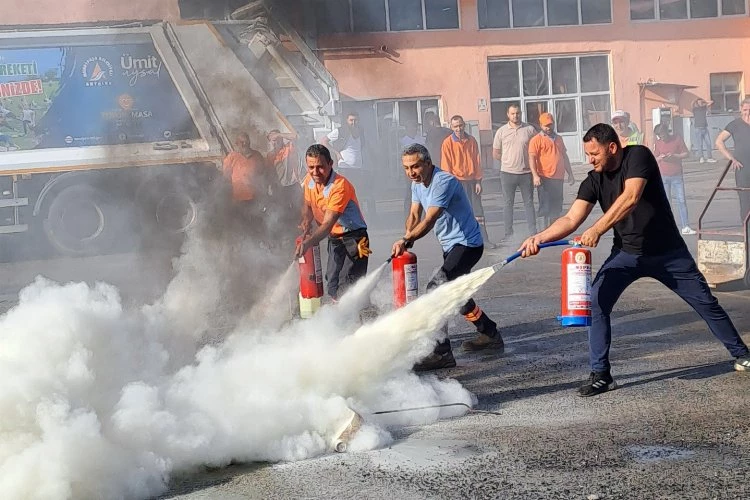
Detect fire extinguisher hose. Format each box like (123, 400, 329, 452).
(491, 239, 579, 272)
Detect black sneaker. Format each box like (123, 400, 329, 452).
(577, 371, 617, 397)
(413, 351, 457, 372)
(735, 355, 750, 372)
(462, 333, 505, 352)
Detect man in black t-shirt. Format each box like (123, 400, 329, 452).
(519, 123, 750, 397)
(424, 111, 452, 168)
(715, 97, 750, 230)
(691, 98, 716, 163)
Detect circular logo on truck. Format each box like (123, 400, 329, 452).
(82, 57, 114, 87)
(118, 94, 134, 111)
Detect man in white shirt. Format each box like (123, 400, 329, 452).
(322, 112, 364, 169)
(322, 111, 374, 214)
(492, 104, 539, 239)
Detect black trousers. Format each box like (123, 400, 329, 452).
(458, 180, 484, 218)
(538, 177, 564, 227)
(427, 244, 497, 354)
(326, 229, 369, 300)
(501, 171, 537, 237)
(736, 170, 750, 231)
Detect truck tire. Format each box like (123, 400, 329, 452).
(151, 189, 198, 235)
(43, 184, 123, 256)
(135, 176, 199, 249)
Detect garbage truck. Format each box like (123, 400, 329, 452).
(0, 6, 339, 258)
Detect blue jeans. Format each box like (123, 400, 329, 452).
(589, 246, 748, 373)
(662, 174, 689, 228)
(694, 127, 712, 160)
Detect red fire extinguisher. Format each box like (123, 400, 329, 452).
(392, 251, 418, 308)
(297, 236, 323, 318)
(559, 245, 592, 327)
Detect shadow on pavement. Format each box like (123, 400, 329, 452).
(618, 361, 735, 389)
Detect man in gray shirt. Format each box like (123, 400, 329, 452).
(492, 104, 539, 238)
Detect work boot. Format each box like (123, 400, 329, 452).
(462, 332, 505, 352)
(413, 351, 456, 372)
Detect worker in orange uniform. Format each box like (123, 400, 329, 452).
(529, 112, 576, 227)
(267, 129, 304, 242)
(222, 132, 273, 228)
(440, 115, 497, 248)
(296, 144, 371, 301)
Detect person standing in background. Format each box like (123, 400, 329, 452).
(322, 111, 374, 215)
(653, 124, 695, 235)
(399, 120, 426, 215)
(529, 112, 575, 227)
(267, 129, 304, 240)
(493, 103, 538, 239)
(715, 97, 750, 230)
(424, 111, 452, 167)
(441, 115, 497, 248)
(692, 98, 716, 164)
(222, 132, 273, 230)
(611, 110, 643, 147)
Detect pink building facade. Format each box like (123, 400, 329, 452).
(2, 0, 180, 25)
(317, 0, 750, 162)
(4, 0, 749, 162)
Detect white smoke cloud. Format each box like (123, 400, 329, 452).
(0, 231, 493, 499)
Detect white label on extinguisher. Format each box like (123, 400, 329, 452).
(566, 263, 591, 310)
(404, 263, 418, 303)
(312, 245, 323, 284)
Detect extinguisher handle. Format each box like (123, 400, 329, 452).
(496, 239, 576, 268)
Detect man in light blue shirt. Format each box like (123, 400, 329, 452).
(392, 143, 504, 371)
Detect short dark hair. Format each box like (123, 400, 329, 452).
(402, 143, 432, 164)
(306, 144, 333, 164)
(450, 115, 464, 123)
(346, 111, 359, 118)
(583, 123, 620, 147)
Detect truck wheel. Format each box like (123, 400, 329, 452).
(151, 190, 198, 235)
(43, 184, 121, 256)
(135, 177, 199, 249)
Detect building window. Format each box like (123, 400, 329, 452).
(318, 0, 459, 33)
(375, 98, 440, 138)
(489, 54, 611, 162)
(710, 73, 743, 112)
(629, 0, 747, 20)
(478, 0, 612, 29)
(426, 0, 462, 29)
(374, 97, 440, 178)
(317, 0, 352, 33)
(352, 0, 387, 32)
(178, 0, 248, 19)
